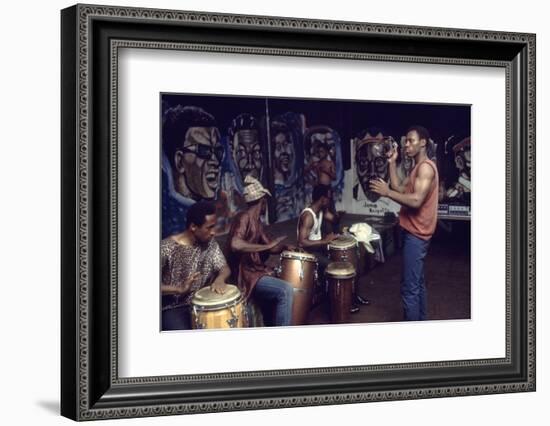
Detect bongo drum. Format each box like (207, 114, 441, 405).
(190, 284, 246, 329)
(326, 261, 356, 323)
(278, 250, 318, 325)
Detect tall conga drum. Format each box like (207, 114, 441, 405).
(328, 235, 359, 268)
(328, 235, 360, 299)
(278, 250, 318, 325)
(326, 261, 356, 324)
(190, 284, 246, 329)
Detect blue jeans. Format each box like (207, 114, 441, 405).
(401, 230, 430, 321)
(253, 276, 294, 327)
(162, 305, 191, 330)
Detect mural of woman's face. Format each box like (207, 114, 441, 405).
(356, 134, 389, 202)
(273, 132, 294, 176)
(176, 126, 223, 200)
(234, 129, 262, 180)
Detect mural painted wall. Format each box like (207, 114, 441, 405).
(161, 94, 471, 239)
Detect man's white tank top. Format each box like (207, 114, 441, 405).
(299, 208, 323, 241)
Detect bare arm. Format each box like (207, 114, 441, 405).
(297, 213, 336, 249)
(230, 236, 280, 253)
(259, 227, 288, 254)
(161, 271, 201, 295)
(371, 162, 434, 209)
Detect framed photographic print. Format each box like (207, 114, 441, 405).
(61, 3, 536, 421)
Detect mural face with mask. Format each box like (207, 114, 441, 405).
(355, 129, 392, 202)
(229, 113, 263, 182)
(164, 105, 223, 201)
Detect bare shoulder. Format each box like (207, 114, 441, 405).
(299, 210, 314, 227)
(418, 162, 436, 179)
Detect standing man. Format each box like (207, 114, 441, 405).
(226, 176, 295, 327)
(369, 125, 439, 321)
(161, 201, 231, 330)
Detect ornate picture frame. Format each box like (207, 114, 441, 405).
(61, 4, 535, 420)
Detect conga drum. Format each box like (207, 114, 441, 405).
(328, 235, 360, 297)
(278, 250, 318, 325)
(326, 261, 356, 323)
(328, 235, 359, 268)
(190, 284, 246, 329)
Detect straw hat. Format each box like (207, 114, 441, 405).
(243, 175, 272, 203)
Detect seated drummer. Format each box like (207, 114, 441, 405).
(297, 184, 365, 313)
(226, 176, 294, 327)
(297, 184, 338, 280)
(161, 201, 231, 331)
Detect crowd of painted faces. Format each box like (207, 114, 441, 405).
(161, 105, 468, 329)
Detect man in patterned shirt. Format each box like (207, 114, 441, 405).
(161, 201, 231, 330)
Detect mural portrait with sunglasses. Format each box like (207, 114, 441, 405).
(163, 105, 224, 202)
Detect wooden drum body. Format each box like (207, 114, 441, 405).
(326, 261, 356, 324)
(278, 250, 318, 325)
(328, 235, 359, 268)
(190, 284, 246, 329)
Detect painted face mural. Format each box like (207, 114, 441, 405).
(178, 126, 223, 200)
(354, 129, 393, 202)
(303, 125, 344, 203)
(271, 123, 295, 185)
(453, 137, 471, 180)
(228, 113, 263, 182)
(270, 112, 305, 222)
(164, 105, 223, 202)
(443, 136, 471, 201)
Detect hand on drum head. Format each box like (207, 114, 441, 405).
(210, 280, 227, 294)
(323, 232, 339, 243)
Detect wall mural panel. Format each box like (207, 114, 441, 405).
(161, 94, 471, 239)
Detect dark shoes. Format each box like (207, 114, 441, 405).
(355, 295, 371, 305)
(350, 305, 360, 314)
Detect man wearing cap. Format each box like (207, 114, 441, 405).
(226, 176, 294, 327)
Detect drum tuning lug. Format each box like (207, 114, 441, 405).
(227, 306, 239, 328)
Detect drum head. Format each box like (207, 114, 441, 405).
(326, 261, 356, 278)
(281, 250, 317, 262)
(191, 284, 241, 308)
(328, 235, 357, 250)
